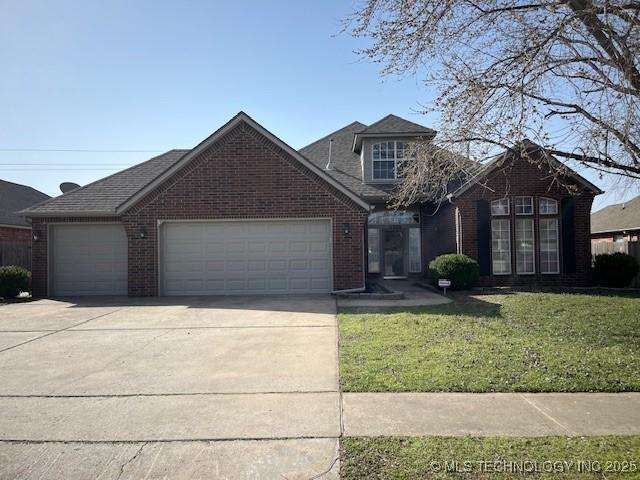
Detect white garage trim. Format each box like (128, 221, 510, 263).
(48, 222, 128, 296)
(158, 218, 334, 296)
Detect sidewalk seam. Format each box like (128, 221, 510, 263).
(519, 394, 574, 435)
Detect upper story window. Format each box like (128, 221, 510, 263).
(539, 197, 558, 215)
(515, 196, 534, 215)
(372, 141, 406, 180)
(491, 198, 510, 216)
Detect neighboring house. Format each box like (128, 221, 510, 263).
(591, 195, 640, 244)
(22, 112, 602, 297)
(0, 179, 50, 269)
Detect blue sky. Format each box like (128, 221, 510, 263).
(0, 0, 634, 210)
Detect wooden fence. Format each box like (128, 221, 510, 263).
(0, 241, 31, 270)
(591, 240, 640, 287)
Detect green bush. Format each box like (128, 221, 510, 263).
(429, 253, 479, 290)
(593, 252, 639, 288)
(0, 266, 31, 299)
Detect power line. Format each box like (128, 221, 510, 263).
(0, 163, 133, 166)
(0, 148, 163, 153)
(0, 168, 125, 171)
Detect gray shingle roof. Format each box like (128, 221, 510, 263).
(23, 114, 438, 216)
(358, 114, 436, 135)
(22, 150, 187, 216)
(300, 121, 397, 200)
(591, 195, 640, 233)
(0, 180, 50, 226)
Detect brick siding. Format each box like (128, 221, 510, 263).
(453, 155, 596, 286)
(421, 202, 457, 270)
(30, 121, 367, 297)
(0, 225, 31, 243)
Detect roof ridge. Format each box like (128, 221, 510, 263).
(360, 113, 435, 134)
(363, 113, 395, 131)
(299, 121, 367, 152)
(0, 178, 50, 197)
(592, 194, 640, 214)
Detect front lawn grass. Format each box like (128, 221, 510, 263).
(339, 292, 640, 392)
(341, 436, 640, 479)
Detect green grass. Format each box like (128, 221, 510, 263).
(338, 292, 640, 392)
(341, 436, 640, 479)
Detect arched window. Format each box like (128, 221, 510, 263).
(539, 197, 558, 215)
(491, 198, 510, 216)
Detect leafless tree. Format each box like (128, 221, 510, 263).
(346, 0, 640, 205)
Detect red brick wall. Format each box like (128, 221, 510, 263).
(0, 225, 31, 242)
(123, 123, 367, 296)
(123, 121, 367, 295)
(29, 122, 367, 297)
(0, 225, 32, 270)
(455, 155, 596, 286)
(421, 202, 457, 271)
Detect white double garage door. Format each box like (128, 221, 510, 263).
(50, 219, 333, 296)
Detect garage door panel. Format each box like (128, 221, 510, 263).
(309, 222, 330, 234)
(51, 224, 127, 296)
(162, 220, 332, 295)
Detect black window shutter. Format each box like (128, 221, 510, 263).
(561, 197, 576, 273)
(477, 200, 491, 275)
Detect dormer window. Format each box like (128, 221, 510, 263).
(372, 141, 405, 180)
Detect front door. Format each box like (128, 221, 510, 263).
(383, 229, 405, 278)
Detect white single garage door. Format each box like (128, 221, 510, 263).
(161, 220, 332, 295)
(50, 224, 128, 296)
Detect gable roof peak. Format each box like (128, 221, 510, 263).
(449, 142, 603, 199)
(352, 113, 436, 152)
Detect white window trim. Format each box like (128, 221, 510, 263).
(539, 197, 558, 215)
(371, 141, 405, 181)
(491, 218, 512, 275)
(491, 198, 510, 216)
(515, 218, 536, 275)
(539, 218, 560, 274)
(515, 196, 534, 216)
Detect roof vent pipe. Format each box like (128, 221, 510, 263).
(326, 138, 334, 170)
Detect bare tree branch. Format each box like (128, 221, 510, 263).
(345, 0, 640, 204)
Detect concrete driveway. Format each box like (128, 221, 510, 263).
(0, 295, 340, 479)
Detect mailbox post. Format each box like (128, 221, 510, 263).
(438, 279, 451, 296)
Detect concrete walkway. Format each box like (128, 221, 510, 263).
(337, 279, 451, 307)
(343, 392, 640, 436)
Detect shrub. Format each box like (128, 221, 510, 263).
(593, 252, 639, 288)
(0, 266, 31, 299)
(429, 253, 479, 290)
